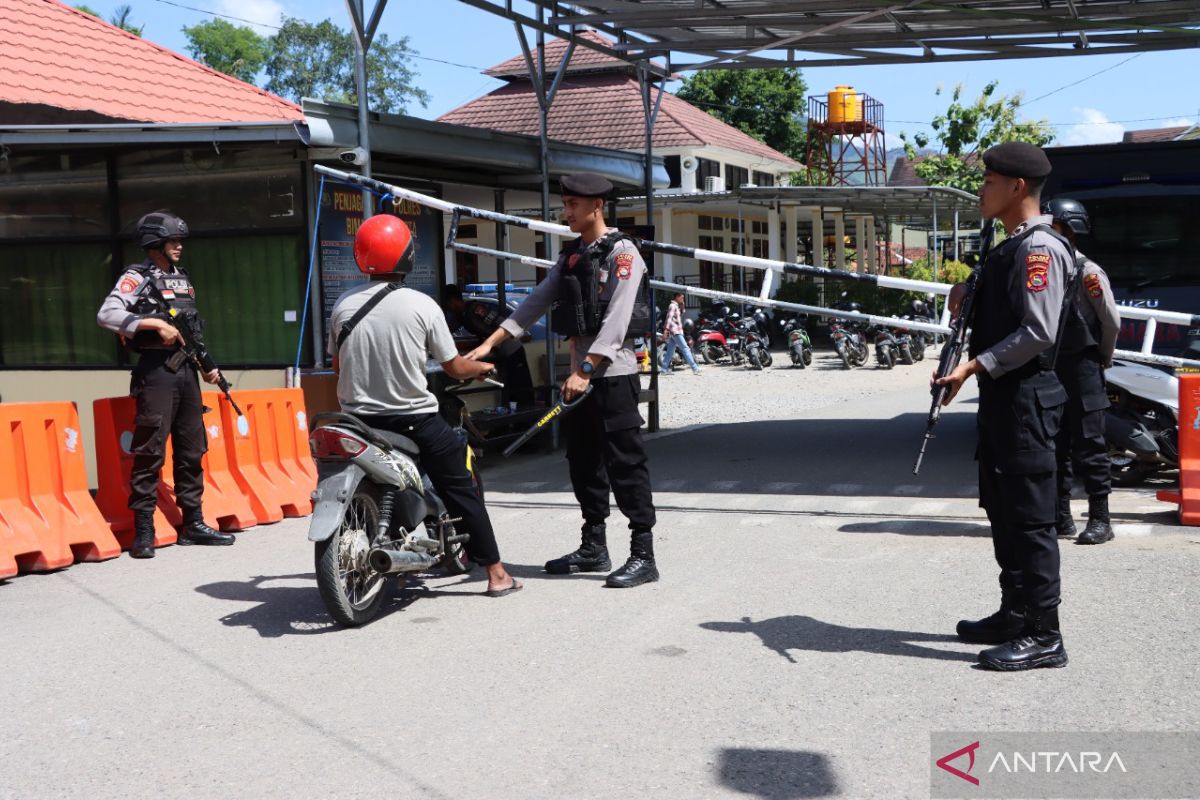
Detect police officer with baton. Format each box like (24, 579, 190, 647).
(97, 211, 235, 558)
(934, 143, 1074, 671)
(467, 173, 661, 588)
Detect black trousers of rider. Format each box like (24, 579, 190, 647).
(128, 352, 207, 516)
(976, 369, 1066, 614)
(564, 374, 657, 533)
(1055, 351, 1111, 499)
(357, 411, 501, 567)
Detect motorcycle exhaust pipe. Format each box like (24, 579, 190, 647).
(368, 548, 439, 574)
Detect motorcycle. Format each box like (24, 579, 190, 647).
(874, 327, 899, 369)
(830, 321, 869, 369)
(1105, 359, 1179, 486)
(750, 307, 772, 350)
(741, 318, 773, 370)
(787, 326, 813, 368)
(307, 379, 485, 627)
(696, 319, 730, 365)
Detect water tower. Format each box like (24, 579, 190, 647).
(805, 86, 887, 186)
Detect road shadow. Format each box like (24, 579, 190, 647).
(195, 572, 416, 637)
(700, 615, 974, 664)
(485, 410, 978, 500)
(717, 748, 838, 799)
(838, 519, 990, 537)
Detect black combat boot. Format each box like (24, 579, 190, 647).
(1077, 495, 1114, 545)
(605, 530, 659, 588)
(956, 601, 1024, 644)
(178, 510, 236, 546)
(1055, 493, 1077, 539)
(544, 522, 611, 574)
(130, 511, 156, 559)
(978, 607, 1068, 671)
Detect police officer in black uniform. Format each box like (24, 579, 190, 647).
(1044, 198, 1121, 545)
(467, 173, 660, 588)
(97, 211, 235, 558)
(935, 143, 1074, 671)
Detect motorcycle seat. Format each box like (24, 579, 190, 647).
(368, 428, 421, 457)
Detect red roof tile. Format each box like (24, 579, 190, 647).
(0, 0, 302, 124)
(439, 73, 802, 169)
(485, 30, 637, 79)
(1122, 126, 1188, 143)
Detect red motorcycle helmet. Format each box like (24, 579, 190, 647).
(354, 214, 415, 275)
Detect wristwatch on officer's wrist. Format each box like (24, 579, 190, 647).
(579, 360, 595, 377)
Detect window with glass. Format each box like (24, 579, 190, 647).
(725, 166, 749, 190)
(753, 171, 775, 187)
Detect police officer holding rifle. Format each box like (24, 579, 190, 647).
(932, 143, 1075, 671)
(97, 211, 236, 559)
(467, 173, 661, 588)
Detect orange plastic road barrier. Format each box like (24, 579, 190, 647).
(1157, 373, 1200, 525)
(219, 388, 316, 523)
(92, 396, 178, 549)
(159, 401, 259, 532)
(0, 402, 121, 575)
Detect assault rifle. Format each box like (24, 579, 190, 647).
(503, 384, 593, 457)
(139, 281, 243, 417)
(913, 219, 996, 475)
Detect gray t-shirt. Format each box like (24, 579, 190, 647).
(329, 282, 457, 416)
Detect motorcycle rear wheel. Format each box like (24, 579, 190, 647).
(836, 343, 851, 370)
(899, 344, 914, 366)
(315, 486, 394, 627)
(748, 346, 764, 370)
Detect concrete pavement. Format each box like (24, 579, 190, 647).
(2, 365, 1196, 799)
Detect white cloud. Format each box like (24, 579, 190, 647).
(214, 0, 284, 35)
(1160, 117, 1196, 129)
(1058, 107, 1124, 146)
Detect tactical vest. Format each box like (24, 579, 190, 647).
(1056, 255, 1102, 357)
(550, 231, 651, 338)
(969, 223, 1074, 374)
(127, 264, 199, 351)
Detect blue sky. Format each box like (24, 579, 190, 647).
(86, 0, 1199, 147)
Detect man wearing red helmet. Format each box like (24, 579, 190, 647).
(467, 173, 661, 589)
(329, 214, 521, 597)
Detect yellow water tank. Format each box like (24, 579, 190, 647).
(828, 85, 862, 123)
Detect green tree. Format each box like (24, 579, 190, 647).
(900, 81, 1053, 193)
(75, 3, 143, 35)
(676, 68, 808, 161)
(264, 17, 429, 114)
(183, 19, 268, 83)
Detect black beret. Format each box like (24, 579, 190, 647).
(982, 142, 1052, 179)
(559, 173, 613, 198)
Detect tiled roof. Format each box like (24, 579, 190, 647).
(439, 73, 803, 169)
(888, 155, 926, 186)
(485, 29, 635, 79)
(0, 0, 303, 124)
(1122, 126, 1189, 143)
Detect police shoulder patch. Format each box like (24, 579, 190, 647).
(614, 250, 635, 279)
(117, 273, 142, 294)
(1025, 252, 1050, 293)
(1084, 272, 1103, 299)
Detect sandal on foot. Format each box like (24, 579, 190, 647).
(484, 579, 523, 598)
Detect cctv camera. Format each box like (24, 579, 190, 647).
(338, 147, 368, 166)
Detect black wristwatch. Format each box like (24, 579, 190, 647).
(579, 360, 595, 376)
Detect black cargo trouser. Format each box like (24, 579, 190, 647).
(563, 374, 657, 533)
(128, 352, 207, 516)
(357, 411, 501, 567)
(1055, 351, 1111, 499)
(977, 369, 1067, 613)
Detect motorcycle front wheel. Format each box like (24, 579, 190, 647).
(836, 342, 851, 370)
(748, 346, 764, 370)
(315, 486, 394, 627)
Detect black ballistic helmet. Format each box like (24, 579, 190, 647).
(136, 210, 189, 249)
(1042, 197, 1091, 236)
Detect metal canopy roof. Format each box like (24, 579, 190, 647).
(458, 1, 1200, 70)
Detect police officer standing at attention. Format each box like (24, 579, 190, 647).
(467, 173, 660, 588)
(1043, 198, 1121, 545)
(97, 211, 235, 558)
(935, 143, 1074, 671)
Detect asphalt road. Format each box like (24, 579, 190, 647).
(3, 360, 1196, 799)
